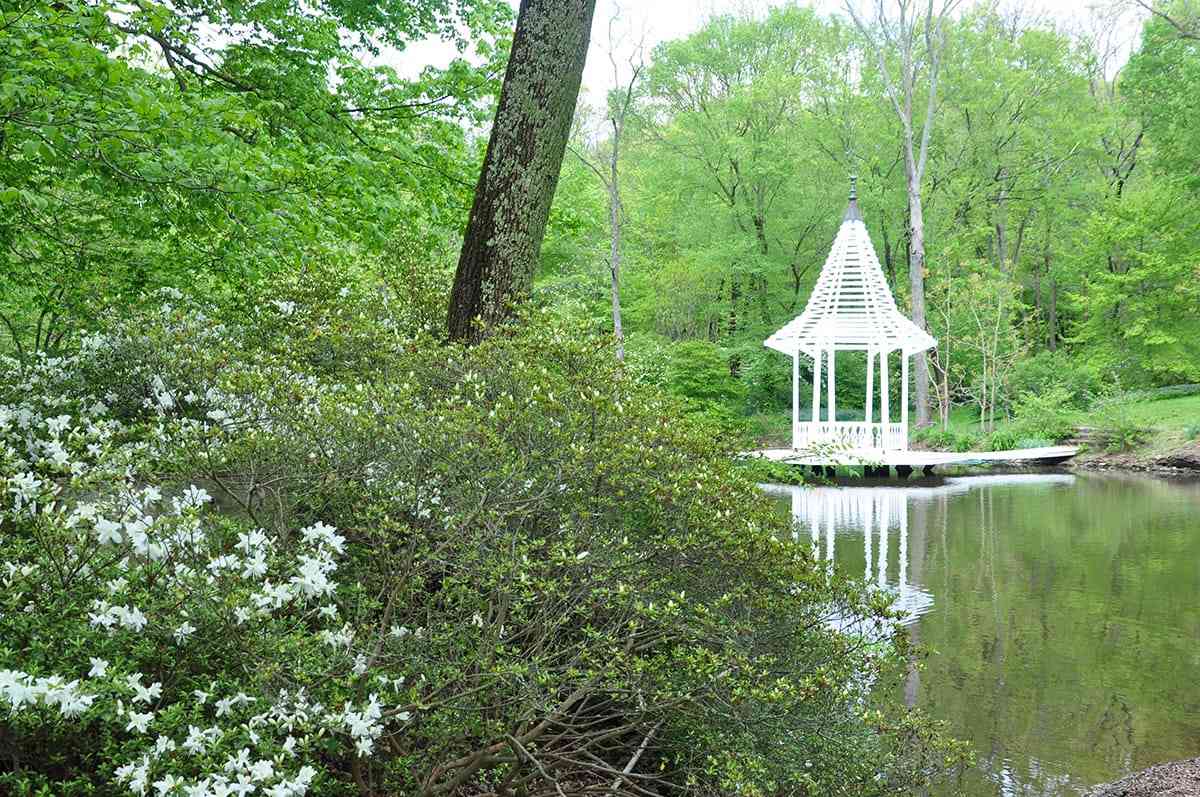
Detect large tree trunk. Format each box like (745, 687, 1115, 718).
(907, 174, 932, 428)
(447, 0, 598, 343)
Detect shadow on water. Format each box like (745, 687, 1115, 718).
(763, 471, 1200, 797)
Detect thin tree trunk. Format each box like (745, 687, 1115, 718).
(994, 181, 1008, 274)
(881, 212, 898, 291)
(447, 0, 598, 343)
(1032, 255, 1042, 341)
(608, 122, 625, 362)
(1047, 274, 1058, 352)
(907, 174, 932, 427)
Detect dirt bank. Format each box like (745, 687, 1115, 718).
(1071, 440, 1200, 475)
(1085, 757, 1200, 796)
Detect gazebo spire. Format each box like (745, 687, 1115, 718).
(843, 175, 862, 222)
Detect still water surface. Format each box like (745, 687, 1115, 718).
(766, 472, 1200, 796)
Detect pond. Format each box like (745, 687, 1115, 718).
(765, 472, 1200, 796)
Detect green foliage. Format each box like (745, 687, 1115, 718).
(914, 427, 957, 451)
(1007, 351, 1098, 410)
(1124, 10, 1200, 191)
(736, 457, 809, 485)
(987, 428, 1019, 451)
(1010, 387, 1078, 443)
(1065, 182, 1200, 386)
(952, 433, 979, 453)
(0, 0, 509, 356)
(665, 340, 746, 405)
(1091, 394, 1151, 452)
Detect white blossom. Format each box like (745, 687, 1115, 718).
(126, 710, 154, 733)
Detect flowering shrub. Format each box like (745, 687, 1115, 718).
(0, 349, 404, 795)
(0, 289, 964, 795)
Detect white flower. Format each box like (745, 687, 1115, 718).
(127, 674, 162, 704)
(289, 557, 334, 600)
(88, 657, 109, 677)
(153, 773, 183, 795)
(59, 690, 95, 717)
(234, 529, 267, 553)
(179, 485, 211, 508)
(240, 553, 268, 580)
(8, 471, 43, 511)
(272, 300, 296, 316)
(173, 622, 196, 643)
(126, 710, 154, 733)
(117, 605, 148, 631)
(182, 724, 221, 754)
(45, 414, 72, 436)
(224, 747, 252, 772)
(249, 759, 274, 782)
(115, 757, 151, 794)
(300, 522, 344, 555)
(95, 517, 123, 545)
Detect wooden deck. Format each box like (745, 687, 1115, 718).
(748, 445, 1079, 470)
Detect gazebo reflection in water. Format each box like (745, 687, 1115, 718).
(762, 473, 1078, 628)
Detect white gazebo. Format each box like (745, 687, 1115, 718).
(765, 178, 935, 452)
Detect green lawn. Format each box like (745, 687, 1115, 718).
(1108, 394, 1200, 428)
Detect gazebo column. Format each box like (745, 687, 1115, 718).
(901, 352, 910, 449)
(791, 348, 800, 448)
(880, 348, 890, 448)
(865, 348, 875, 424)
(811, 348, 822, 431)
(826, 347, 836, 423)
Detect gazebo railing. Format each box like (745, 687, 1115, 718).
(792, 421, 906, 451)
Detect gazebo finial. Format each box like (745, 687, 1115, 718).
(843, 175, 863, 222)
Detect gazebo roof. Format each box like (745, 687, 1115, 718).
(765, 180, 936, 357)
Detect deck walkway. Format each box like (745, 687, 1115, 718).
(748, 445, 1079, 470)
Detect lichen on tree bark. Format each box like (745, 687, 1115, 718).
(447, 0, 598, 344)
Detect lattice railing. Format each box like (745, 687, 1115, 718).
(792, 421, 907, 451)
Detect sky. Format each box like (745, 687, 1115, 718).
(393, 0, 1147, 102)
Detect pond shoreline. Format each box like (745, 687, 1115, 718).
(1068, 439, 1200, 475)
(1084, 756, 1200, 796)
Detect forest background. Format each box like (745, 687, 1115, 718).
(5, 0, 1197, 452)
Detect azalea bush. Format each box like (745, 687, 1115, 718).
(0, 286, 964, 796)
